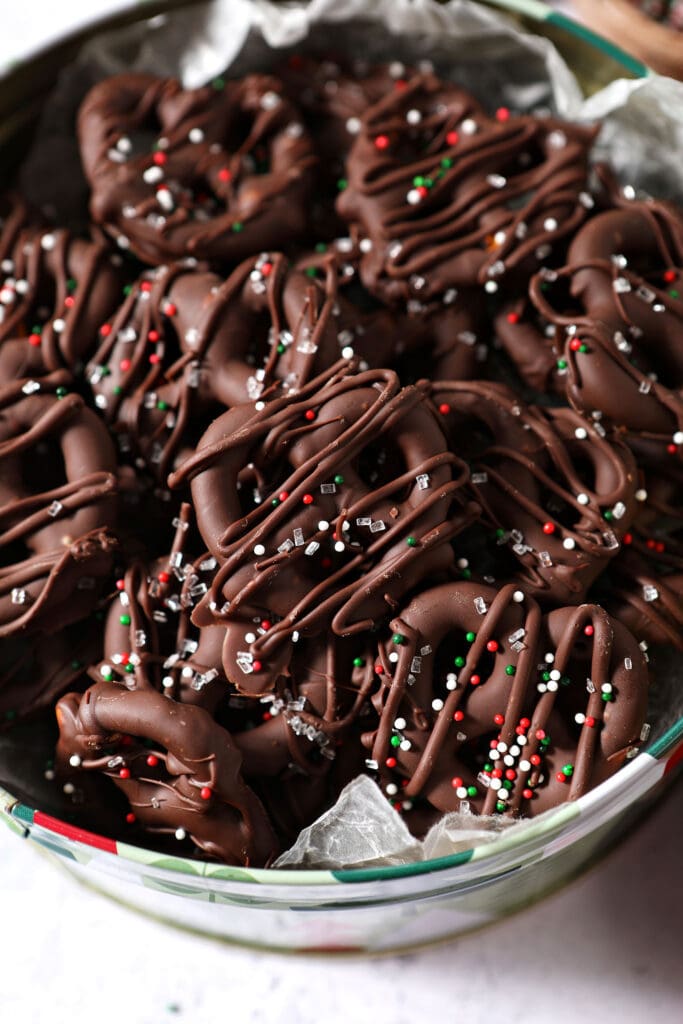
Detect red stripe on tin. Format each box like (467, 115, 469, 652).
(33, 811, 118, 853)
(664, 740, 683, 775)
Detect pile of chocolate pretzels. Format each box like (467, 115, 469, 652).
(1, 58, 679, 866)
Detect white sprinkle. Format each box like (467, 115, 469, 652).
(244, 632, 257, 644)
(406, 108, 422, 125)
(674, 432, 683, 445)
(143, 165, 164, 184)
(346, 116, 361, 134)
(601, 683, 613, 694)
(543, 217, 558, 231)
(431, 699, 444, 712)
(563, 537, 576, 550)
(461, 118, 477, 135)
(386, 783, 398, 796)
(512, 590, 524, 603)
(162, 676, 174, 689)
(175, 828, 187, 840)
(69, 755, 82, 767)
(394, 718, 407, 730)
(189, 127, 204, 143)
(63, 783, 75, 795)
(399, 739, 412, 751)
(643, 585, 659, 603)
(575, 713, 586, 725)
(406, 188, 423, 205)
(253, 544, 266, 557)
(577, 492, 589, 506)
(484, 281, 498, 294)
(549, 669, 561, 681)
(334, 541, 345, 553)
(486, 174, 507, 190)
(260, 90, 281, 110)
(40, 233, 56, 251)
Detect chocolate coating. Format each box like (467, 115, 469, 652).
(0, 203, 123, 383)
(171, 364, 478, 694)
(336, 73, 596, 308)
(55, 681, 278, 866)
(432, 380, 637, 603)
(78, 73, 316, 265)
(365, 581, 649, 819)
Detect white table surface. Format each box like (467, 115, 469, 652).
(1, 4, 682, 1023)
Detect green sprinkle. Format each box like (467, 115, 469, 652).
(102, 670, 113, 681)
(406, 536, 417, 547)
(123, 284, 133, 296)
(496, 801, 506, 813)
(424, 177, 433, 188)
(604, 510, 613, 521)
(602, 692, 613, 703)
(337, 178, 348, 191)
(231, 221, 244, 233)
(484, 763, 493, 772)
(557, 358, 568, 370)
(71, 660, 82, 670)
(412, 175, 425, 187)
(353, 657, 364, 668)
(31, 325, 42, 335)
(66, 277, 77, 291)
(670, 289, 679, 298)
(390, 735, 401, 748)
(562, 675, 571, 687)
(542, 671, 550, 682)
(579, 343, 588, 353)
(467, 785, 477, 798)
(120, 614, 131, 626)
(441, 157, 453, 169)
(212, 77, 225, 90)
(157, 400, 168, 411)
(495, 528, 506, 539)
(392, 633, 405, 645)
(112, 386, 122, 396)
(465, 631, 476, 643)
(505, 665, 516, 676)
(276, 344, 285, 354)
(305, 266, 317, 278)
(55, 386, 68, 398)
(125, 664, 135, 674)
(334, 474, 344, 485)
(503, 779, 513, 790)
(562, 764, 574, 777)
(314, 242, 327, 253)
(540, 736, 550, 748)
(461, 568, 472, 579)
(454, 656, 465, 668)
(271, 498, 279, 506)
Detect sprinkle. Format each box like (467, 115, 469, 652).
(253, 544, 266, 557)
(374, 134, 390, 150)
(406, 536, 417, 547)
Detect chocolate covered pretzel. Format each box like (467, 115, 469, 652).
(78, 73, 317, 266)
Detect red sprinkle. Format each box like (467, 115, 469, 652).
(200, 786, 212, 800)
(486, 640, 499, 653)
(278, 491, 289, 502)
(505, 769, 517, 781)
(64, 295, 75, 308)
(148, 329, 160, 343)
(260, 261, 273, 276)
(470, 674, 481, 686)
(542, 522, 555, 535)
(585, 716, 596, 728)
(164, 303, 177, 317)
(146, 755, 159, 767)
(656, 541, 665, 553)
(304, 410, 315, 421)
(569, 338, 583, 352)
(523, 788, 534, 800)
(140, 281, 153, 293)
(99, 323, 112, 337)
(556, 772, 568, 783)
(28, 333, 41, 347)
(668, 443, 677, 454)
(125, 812, 136, 824)
(218, 167, 232, 182)
(252, 660, 263, 672)
(623, 533, 633, 545)
(492, 768, 503, 779)
(495, 106, 510, 122)
(261, 620, 272, 631)
(302, 493, 314, 505)
(520, 718, 530, 729)
(374, 664, 384, 675)
(115, 579, 125, 591)
(506, 311, 520, 324)
(153, 152, 167, 166)
(493, 713, 505, 726)
(385, 757, 397, 768)
(119, 768, 131, 779)
(451, 777, 464, 789)
(438, 403, 451, 415)
(535, 729, 546, 740)
(374, 134, 390, 150)
(158, 571, 170, 584)
(453, 710, 465, 722)
(120, 358, 131, 372)
(530, 754, 542, 766)
(149, 353, 161, 365)
(584, 625, 594, 636)
(446, 130, 459, 145)
(664, 269, 677, 283)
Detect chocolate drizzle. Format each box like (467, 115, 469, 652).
(78, 73, 317, 265)
(367, 581, 648, 818)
